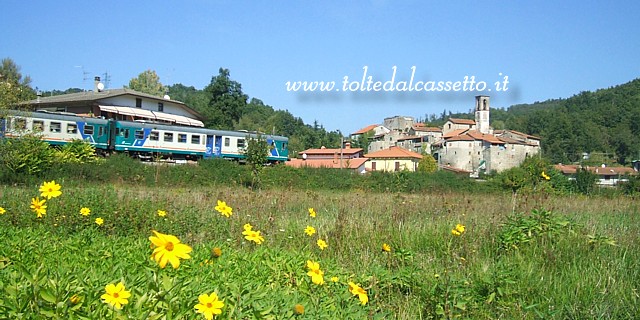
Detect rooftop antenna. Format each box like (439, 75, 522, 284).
(102, 71, 111, 89)
(74, 66, 91, 91)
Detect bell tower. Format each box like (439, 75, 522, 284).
(475, 95, 490, 134)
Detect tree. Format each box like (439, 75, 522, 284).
(127, 70, 165, 97)
(417, 154, 437, 173)
(0, 58, 35, 112)
(244, 134, 270, 188)
(204, 68, 248, 129)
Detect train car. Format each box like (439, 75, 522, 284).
(0, 110, 112, 153)
(1, 110, 289, 163)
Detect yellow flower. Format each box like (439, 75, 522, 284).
(149, 230, 193, 269)
(382, 243, 391, 252)
(293, 304, 305, 315)
(80, 207, 91, 216)
(452, 224, 465, 236)
(304, 226, 316, 236)
(39, 180, 62, 199)
(30, 197, 47, 218)
(157, 210, 167, 217)
(541, 171, 551, 180)
(331, 276, 339, 283)
(215, 200, 233, 218)
(100, 282, 131, 310)
(308, 207, 316, 218)
(317, 239, 328, 250)
(348, 282, 369, 305)
(69, 294, 81, 305)
(244, 229, 265, 245)
(243, 223, 253, 232)
(194, 292, 224, 320)
(306, 260, 324, 285)
(0, 207, 6, 215)
(211, 247, 222, 258)
(95, 217, 104, 226)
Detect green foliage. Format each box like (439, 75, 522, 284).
(0, 134, 55, 179)
(204, 68, 248, 129)
(244, 134, 270, 188)
(0, 58, 35, 111)
(574, 168, 598, 195)
(497, 209, 573, 251)
(498, 167, 528, 193)
(52, 140, 101, 164)
(619, 174, 640, 195)
(417, 154, 437, 173)
(127, 69, 165, 97)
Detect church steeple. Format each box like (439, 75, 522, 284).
(475, 95, 490, 134)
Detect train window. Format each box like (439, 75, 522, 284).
(50, 122, 61, 133)
(14, 118, 26, 130)
(224, 137, 230, 147)
(164, 132, 173, 142)
(150, 131, 159, 141)
(178, 134, 187, 143)
(237, 139, 245, 148)
(135, 130, 145, 140)
(33, 120, 44, 132)
(191, 135, 200, 144)
(84, 125, 94, 135)
(67, 124, 78, 134)
(99, 127, 104, 136)
(124, 129, 130, 139)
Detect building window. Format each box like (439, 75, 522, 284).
(50, 122, 61, 133)
(136, 98, 142, 108)
(191, 135, 200, 144)
(150, 131, 159, 141)
(67, 123, 77, 134)
(84, 125, 94, 135)
(371, 162, 376, 170)
(164, 132, 173, 142)
(224, 137, 230, 147)
(395, 161, 400, 171)
(178, 134, 187, 143)
(237, 139, 245, 149)
(135, 130, 145, 140)
(158, 102, 164, 112)
(33, 120, 44, 132)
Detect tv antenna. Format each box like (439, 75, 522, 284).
(74, 66, 91, 90)
(102, 71, 111, 89)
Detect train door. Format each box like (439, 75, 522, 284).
(205, 135, 214, 158)
(214, 136, 222, 157)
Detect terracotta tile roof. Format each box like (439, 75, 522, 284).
(554, 164, 637, 176)
(504, 129, 540, 140)
(448, 118, 475, 125)
(352, 124, 378, 135)
(365, 146, 423, 159)
(396, 135, 423, 141)
(466, 130, 504, 144)
(413, 125, 442, 132)
(443, 129, 468, 138)
(285, 158, 368, 170)
(300, 147, 363, 155)
(446, 135, 475, 142)
(440, 165, 472, 174)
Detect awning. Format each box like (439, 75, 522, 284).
(99, 105, 204, 127)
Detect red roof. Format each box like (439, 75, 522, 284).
(554, 164, 637, 176)
(300, 147, 363, 155)
(466, 130, 504, 144)
(352, 124, 378, 135)
(448, 118, 475, 125)
(365, 146, 423, 159)
(413, 125, 442, 132)
(443, 129, 468, 139)
(285, 158, 368, 170)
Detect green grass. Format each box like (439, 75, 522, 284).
(0, 182, 638, 319)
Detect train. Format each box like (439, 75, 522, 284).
(0, 110, 289, 162)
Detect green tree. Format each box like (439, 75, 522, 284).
(127, 69, 165, 97)
(573, 168, 598, 195)
(417, 154, 437, 173)
(204, 68, 248, 129)
(244, 134, 270, 188)
(0, 58, 35, 111)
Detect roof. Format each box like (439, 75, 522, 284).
(554, 164, 637, 176)
(285, 157, 368, 170)
(443, 129, 468, 138)
(352, 124, 378, 135)
(502, 129, 541, 140)
(365, 146, 423, 159)
(99, 105, 204, 127)
(465, 130, 504, 144)
(300, 147, 363, 155)
(440, 165, 472, 174)
(26, 88, 202, 119)
(412, 124, 442, 132)
(447, 118, 476, 125)
(396, 135, 423, 141)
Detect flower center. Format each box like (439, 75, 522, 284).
(113, 292, 119, 298)
(166, 242, 174, 251)
(206, 302, 213, 308)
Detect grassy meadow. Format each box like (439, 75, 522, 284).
(1, 173, 638, 319)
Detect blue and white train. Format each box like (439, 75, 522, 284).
(0, 110, 289, 162)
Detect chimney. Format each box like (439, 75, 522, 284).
(36, 89, 41, 103)
(94, 76, 101, 92)
(345, 142, 351, 149)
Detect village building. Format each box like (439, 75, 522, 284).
(25, 77, 204, 127)
(554, 164, 637, 186)
(285, 144, 368, 173)
(364, 146, 423, 172)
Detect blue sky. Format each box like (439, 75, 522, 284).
(2, 1, 638, 134)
